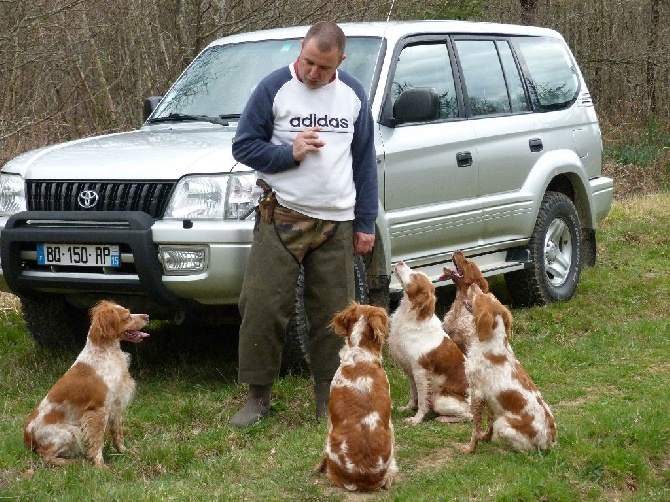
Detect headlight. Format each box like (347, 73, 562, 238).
(0, 172, 26, 215)
(164, 173, 255, 220)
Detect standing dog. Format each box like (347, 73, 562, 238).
(24, 301, 149, 468)
(316, 302, 398, 491)
(460, 284, 557, 453)
(440, 250, 489, 355)
(389, 261, 471, 424)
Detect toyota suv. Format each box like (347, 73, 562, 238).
(0, 20, 613, 351)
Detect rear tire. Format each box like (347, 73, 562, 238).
(505, 191, 582, 307)
(19, 294, 88, 350)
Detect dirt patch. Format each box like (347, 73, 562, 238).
(0, 292, 20, 314)
(416, 445, 457, 469)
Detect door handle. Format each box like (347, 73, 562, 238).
(456, 151, 472, 167)
(529, 138, 543, 152)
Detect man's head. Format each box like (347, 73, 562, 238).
(297, 21, 346, 89)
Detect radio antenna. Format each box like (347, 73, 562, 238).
(385, 0, 396, 22)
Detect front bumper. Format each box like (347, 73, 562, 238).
(0, 211, 253, 308)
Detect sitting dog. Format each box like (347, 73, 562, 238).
(389, 261, 471, 424)
(24, 300, 150, 468)
(316, 302, 398, 491)
(440, 250, 489, 355)
(460, 284, 557, 453)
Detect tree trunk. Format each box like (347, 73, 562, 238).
(519, 0, 539, 26)
(647, 0, 660, 115)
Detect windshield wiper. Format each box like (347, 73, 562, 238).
(217, 114, 241, 122)
(147, 113, 232, 126)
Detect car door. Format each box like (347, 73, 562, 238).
(378, 37, 481, 267)
(452, 37, 540, 244)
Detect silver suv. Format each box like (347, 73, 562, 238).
(0, 21, 613, 349)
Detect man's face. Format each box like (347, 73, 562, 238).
(296, 38, 345, 89)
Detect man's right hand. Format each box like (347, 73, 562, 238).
(293, 127, 325, 162)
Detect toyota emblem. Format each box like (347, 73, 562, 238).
(77, 190, 99, 209)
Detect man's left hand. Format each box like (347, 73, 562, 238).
(353, 232, 375, 255)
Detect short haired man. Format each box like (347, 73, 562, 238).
(230, 21, 378, 427)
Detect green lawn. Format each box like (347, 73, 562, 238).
(1, 193, 669, 501)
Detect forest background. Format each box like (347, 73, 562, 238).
(0, 0, 668, 195)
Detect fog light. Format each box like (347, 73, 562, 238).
(159, 246, 208, 274)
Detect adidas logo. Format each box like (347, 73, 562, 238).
(289, 114, 349, 129)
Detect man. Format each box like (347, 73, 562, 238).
(230, 21, 377, 427)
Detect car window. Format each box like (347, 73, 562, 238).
(389, 43, 459, 120)
(513, 36, 579, 110)
(497, 41, 530, 113)
(153, 37, 382, 119)
(455, 39, 512, 117)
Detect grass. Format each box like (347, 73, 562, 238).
(1, 193, 670, 501)
(601, 116, 670, 197)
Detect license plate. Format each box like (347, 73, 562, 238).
(37, 243, 121, 267)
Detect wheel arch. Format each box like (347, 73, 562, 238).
(547, 172, 593, 229)
(526, 149, 596, 230)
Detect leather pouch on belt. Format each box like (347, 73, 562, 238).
(256, 178, 277, 224)
(258, 193, 277, 224)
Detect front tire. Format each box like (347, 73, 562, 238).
(19, 294, 88, 349)
(505, 191, 583, 307)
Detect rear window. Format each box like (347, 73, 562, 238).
(513, 36, 580, 111)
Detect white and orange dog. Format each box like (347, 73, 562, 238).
(460, 284, 557, 453)
(389, 261, 471, 424)
(24, 300, 149, 468)
(440, 250, 489, 356)
(316, 302, 397, 491)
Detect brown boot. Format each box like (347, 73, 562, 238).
(314, 379, 331, 420)
(230, 384, 272, 428)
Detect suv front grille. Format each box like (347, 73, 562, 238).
(26, 181, 176, 218)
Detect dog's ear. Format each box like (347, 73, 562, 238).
(475, 310, 494, 342)
(416, 289, 436, 320)
(477, 276, 490, 294)
(330, 302, 359, 338)
(408, 275, 436, 320)
(501, 305, 513, 342)
(89, 301, 121, 343)
(368, 306, 389, 344)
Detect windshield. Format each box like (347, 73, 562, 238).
(151, 37, 382, 120)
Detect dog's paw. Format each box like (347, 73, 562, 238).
(405, 415, 424, 425)
(458, 443, 476, 454)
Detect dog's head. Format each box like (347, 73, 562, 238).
(394, 261, 436, 320)
(465, 284, 512, 343)
(331, 302, 388, 354)
(439, 251, 489, 295)
(88, 300, 150, 344)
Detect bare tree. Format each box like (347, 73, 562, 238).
(519, 0, 538, 25)
(647, 0, 660, 114)
(1, 0, 669, 164)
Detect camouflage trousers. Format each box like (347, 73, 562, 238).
(237, 205, 355, 384)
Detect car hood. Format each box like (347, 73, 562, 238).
(3, 123, 247, 180)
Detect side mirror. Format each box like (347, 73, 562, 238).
(392, 87, 440, 125)
(142, 96, 163, 123)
